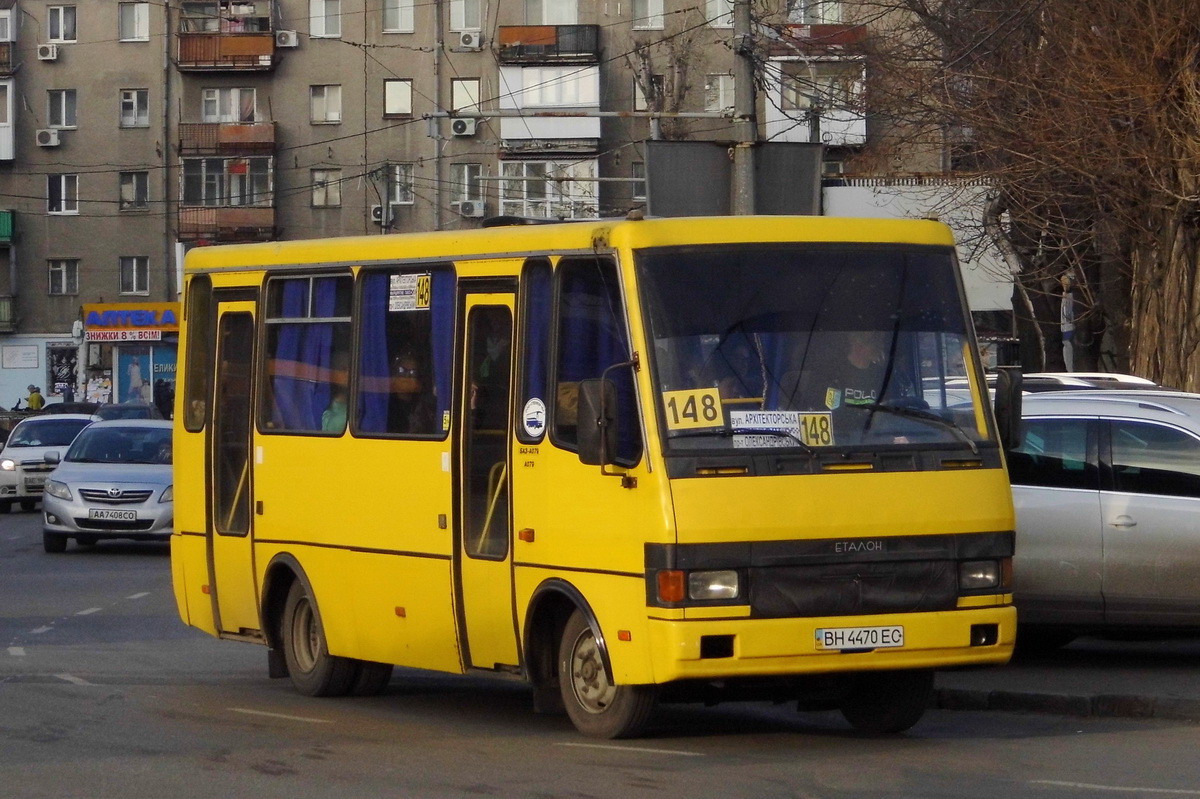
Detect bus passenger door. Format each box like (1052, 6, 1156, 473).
(209, 301, 260, 636)
(455, 292, 520, 670)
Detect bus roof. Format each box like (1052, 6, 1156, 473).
(183, 215, 956, 273)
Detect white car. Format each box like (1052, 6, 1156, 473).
(0, 414, 93, 513)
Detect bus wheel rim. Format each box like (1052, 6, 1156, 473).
(292, 597, 318, 672)
(569, 628, 615, 714)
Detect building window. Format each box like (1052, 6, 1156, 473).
(120, 89, 149, 128)
(48, 259, 79, 296)
(310, 0, 341, 38)
(48, 174, 79, 214)
(48, 6, 77, 42)
(312, 169, 342, 207)
(384, 79, 413, 116)
(390, 163, 415, 205)
(119, 171, 150, 210)
(528, 0, 577, 25)
(48, 89, 77, 129)
(707, 0, 732, 27)
(118, 3, 150, 41)
(310, 85, 342, 124)
(182, 157, 273, 207)
(781, 62, 860, 112)
(201, 88, 256, 123)
(705, 74, 734, 113)
(0, 9, 11, 41)
(119, 256, 150, 295)
(633, 74, 663, 112)
(788, 0, 842, 24)
(451, 79, 480, 113)
(508, 66, 599, 107)
(383, 0, 414, 32)
(451, 163, 482, 204)
(632, 162, 646, 202)
(449, 0, 480, 31)
(633, 0, 663, 29)
(500, 160, 597, 220)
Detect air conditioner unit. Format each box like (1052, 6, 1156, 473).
(370, 204, 393, 226)
(37, 43, 58, 61)
(458, 201, 486, 218)
(457, 30, 483, 51)
(275, 29, 299, 48)
(450, 118, 477, 137)
(36, 129, 60, 147)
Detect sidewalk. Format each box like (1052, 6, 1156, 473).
(934, 637, 1200, 722)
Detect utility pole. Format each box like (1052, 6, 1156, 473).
(731, 0, 757, 215)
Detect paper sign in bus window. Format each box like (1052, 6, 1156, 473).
(389, 273, 432, 312)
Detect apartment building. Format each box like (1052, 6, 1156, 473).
(0, 0, 872, 405)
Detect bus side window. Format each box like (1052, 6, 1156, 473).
(553, 258, 642, 465)
(517, 259, 552, 444)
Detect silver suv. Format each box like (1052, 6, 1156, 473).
(1009, 390, 1200, 645)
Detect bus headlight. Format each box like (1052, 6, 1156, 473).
(0, 458, 15, 471)
(688, 570, 739, 601)
(959, 560, 1001, 591)
(44, 480, 72, 501)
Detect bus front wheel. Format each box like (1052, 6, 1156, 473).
(839, 669, 934, 735)
(281, 581, 357, 697)
(557, 610, 656, 739)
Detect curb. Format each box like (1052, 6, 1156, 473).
(936, 688, 1200, 723)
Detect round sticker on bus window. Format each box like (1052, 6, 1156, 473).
(522, 398, 547, 439)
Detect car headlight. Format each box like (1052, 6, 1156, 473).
(688, 570, 740, 601)
(0, 458, 15, 471)
(44, 480, 72, 501)
(159, 485, 173, 503)
(959, 560, 1001, 591)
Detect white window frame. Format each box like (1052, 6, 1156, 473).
(383, 79, 413, 116)
(118, 3, 150, 41)
(309, 85, 342, 124)
(48, 259, 79, 296)
(48, 89, 77, 129)
(527, 0, 577, 25)
(789, 0, 842, 24)
(705, 73, 734, 113)
(48, 174, 79, 214)
(382, 0, 414, 32)
(390, 163, 415, 205)
(310, 0, 341, 38)
(120, 89, 150, 128)
(311, 168, 342, 207)
(706, 0, 733, 28)
(182, 157, 274, 208)
(449, 0, 481, 31)
(450, 163, 482, 204)
(632, 0, 663, 29)
(451, 79, 480, 113)
(499, 159, 598, 220)
(201, 88, 257, 123)
(632, 161, 646, 202)
(119, 171, 150, 211)
(0, 9, 14, 41)
(781, 61, 860, 112)
(48, 5, 77, 43)
(119, 256, 150, 296)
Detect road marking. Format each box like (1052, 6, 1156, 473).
(557, 742, 704, 757)
(1032, 781, 1200, 796)
(7, 647, 25, 656)
(229, 708, 332, 724)
(76, 607, 101, 616)
(30, 626, 52, 634)
(127, 592, 150, 600)
(55, 674, 93, 686)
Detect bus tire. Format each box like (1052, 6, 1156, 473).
(839, 669, 933, 735)
(349, 661, 394, 696)
(281, 580, 357, 697)
(557, 610, 656, 739)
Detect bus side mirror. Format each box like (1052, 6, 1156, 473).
(993, 366, 1023, 451)
(577, 378, 617, 466)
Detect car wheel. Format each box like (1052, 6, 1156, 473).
(840, 669, 933, 735)
(20, 499, 37, 512)
(43, 531, 68, 554)
(557, 610, 657, 739)
(280, 580, 357, 697)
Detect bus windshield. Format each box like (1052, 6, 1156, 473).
(636, 244, 993, 453)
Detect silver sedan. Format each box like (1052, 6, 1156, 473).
(41, 420, 172, 553)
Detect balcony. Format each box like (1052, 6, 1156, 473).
(0, 295, 12, 333)
(178, 207, 275, 242)
(771, 24, 867, 57)
(0, 42, 12, 74)
(497, 25, 600, 63)
(180, 122, 276, 153)
(177, 31, 275, 71)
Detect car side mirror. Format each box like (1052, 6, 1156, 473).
(44, 451, 60, 465)
(993, 366, 1023, 450)
(577, 378, 618, 466)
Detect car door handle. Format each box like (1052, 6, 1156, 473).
(1108, 515, 1137, 528)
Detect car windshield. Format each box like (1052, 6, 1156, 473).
(6, 418, 91, 448)
(94, 404, 161, 420)
(65, 426, 172, 465)
(636, 244, 993, 452)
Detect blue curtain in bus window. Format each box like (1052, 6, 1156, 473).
(430, 271, 455, 431)
(303, 277, 338, 426)
(270, 280, 308, 428)
(358, 273, 391, 433)
(520, 263, 552, 440)
(270, 278, 338, 431)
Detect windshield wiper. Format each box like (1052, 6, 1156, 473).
(670, 427, 815, 455)
(862, 403, 979, 455)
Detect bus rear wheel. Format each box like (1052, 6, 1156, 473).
(281, 581, 357, 697)
(557, 610, 656, 739)
(839, 669, 934, 735)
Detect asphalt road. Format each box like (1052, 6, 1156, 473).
(2, 508, 1199, 799)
